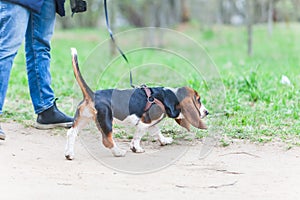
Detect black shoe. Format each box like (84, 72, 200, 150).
(35, 99, 73, 129)
(0, 124, 6, 140)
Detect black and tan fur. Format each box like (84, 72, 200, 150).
(65, 48, 209, 159)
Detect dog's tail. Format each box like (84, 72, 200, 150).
(71, 48, 94, 101)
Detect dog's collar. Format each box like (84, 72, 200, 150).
(142, 85, 165, 112)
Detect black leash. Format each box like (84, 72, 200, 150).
(103, 0, 135, 88)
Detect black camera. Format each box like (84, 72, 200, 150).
(70, 0, 87, 16)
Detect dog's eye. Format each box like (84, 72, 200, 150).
(195, 96, 201, 104)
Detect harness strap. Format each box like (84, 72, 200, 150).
(142, 86, 165, 112)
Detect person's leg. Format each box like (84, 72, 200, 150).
(25, 0, 73, 129)
(0, 1, 30, 114)
(25, 0, 56, 113)
(0, 1, 30, 140)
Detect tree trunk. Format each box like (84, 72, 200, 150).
(143, 1, 156, 46)
(268, 0, 274, 36)
(217, 0, 224, 24)
(118, 1, 144, 27)
(246, 0, 253, 56)
(180, 0, 190, 23)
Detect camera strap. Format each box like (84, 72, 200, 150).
(103, 0, 135, 88)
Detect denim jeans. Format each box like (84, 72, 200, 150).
(0, 0, 56, 114)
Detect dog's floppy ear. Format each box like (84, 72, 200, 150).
(176, 87, 207, 130)
(161, 89, 180, 118)
(180, 97, 207, 129)
(175, 118, 191, 131)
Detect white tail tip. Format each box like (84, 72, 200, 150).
(71, 48, 77, 56)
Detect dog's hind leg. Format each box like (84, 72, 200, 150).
(104, 131, 126, 157)
(65, 117, 89, 160)
(96, 124, 126, 157)
(95, 109, 126, 157)
(65, 102, 95, 160)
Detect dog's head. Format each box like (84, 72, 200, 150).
(162, 87, 209, 131)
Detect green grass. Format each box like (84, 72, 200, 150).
(3, 23, 300, 146)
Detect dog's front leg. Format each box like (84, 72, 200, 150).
(130, 126, 146, 153)
(149, 125, 173, 146)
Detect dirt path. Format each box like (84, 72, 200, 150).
(0, 121, 299, 200)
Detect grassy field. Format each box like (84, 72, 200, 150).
(4, 23, 300, 146)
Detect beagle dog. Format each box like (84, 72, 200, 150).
(65, 48, 209, 160)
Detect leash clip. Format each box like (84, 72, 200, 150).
(147, 96, 155, 104)
(142, 84, 154, 103)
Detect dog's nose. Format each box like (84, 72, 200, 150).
(205, 110, 209, 116)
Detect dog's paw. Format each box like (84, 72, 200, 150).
(130, 145, 145, 153)
(159, 137, 173, 146)
(65, 143, 75, 160)
(65, 154, 74, 160)
(111, 146, 126, 157)
(130, 140, 145, 153)
(65, 150, 74, 160)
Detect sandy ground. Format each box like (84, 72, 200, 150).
(0, 121, 300, 200)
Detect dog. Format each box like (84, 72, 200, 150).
(65, 48, 209, 160)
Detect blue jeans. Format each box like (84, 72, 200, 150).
(0, 0, 56, 114)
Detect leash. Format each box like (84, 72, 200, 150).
(103, 1, 165, 112)
(103, 0, 135, 88)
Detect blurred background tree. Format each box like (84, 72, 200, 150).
(55, 0, 300, 56)
(57, 0, 299, 28)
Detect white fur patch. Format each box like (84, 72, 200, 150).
(130, 139, 145, 153)
(129, 125, 146, 153)
(164, 87, 178, 95)
(65, 117, 92, 160)
(200, 104, 208, 118)
(149, 126, 173, 146)
(71, 48, 77, 56)
(114, 115, 140, 126)
(176, 113, 184, 119)
(114, 114, 164, 128)
(65, 127, 78, 160)
(157, 131, 173, 146)
(111, 144, 127, 157)
(81, 106, 95, 118)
